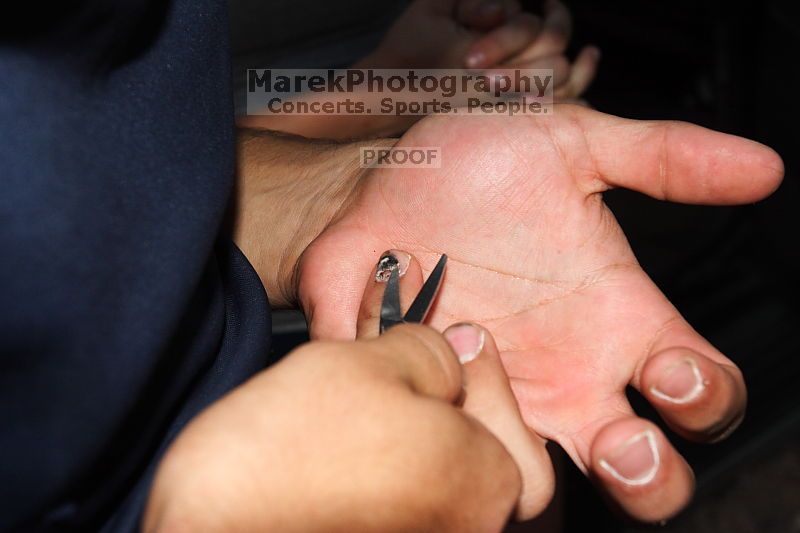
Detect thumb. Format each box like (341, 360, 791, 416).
(562, 104, 784, 203)
(444, 323, 555, 521)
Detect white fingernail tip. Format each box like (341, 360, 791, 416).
(599, 430, 660, 486)
(650, 357, 706, 404)
(457, 328, 484, 364)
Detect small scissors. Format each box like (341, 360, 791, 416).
(379, 254, 448, 334)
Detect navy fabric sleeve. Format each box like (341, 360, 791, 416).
(0, 0, 272, 531)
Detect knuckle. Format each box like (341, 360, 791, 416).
(389, 324, 462, 395)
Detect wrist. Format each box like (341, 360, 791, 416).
(233, 129, 393, 308)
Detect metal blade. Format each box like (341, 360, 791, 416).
(379, 265, 403, 333)
(403, 254, 447, 324)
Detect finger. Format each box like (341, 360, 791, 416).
(356, 250, 423, 339)
(446, 323, 555, 520)
(501, 53, 570, 92)
(504, 0, 571, 63)
(465, 13, 543, 69)
(590, 418, 694, 523)
(366, 323, 463, 403)
(563, 105, 785, 203)
(636, 345, 747, 443)
(553, 45, 600, 100)
(456, 0, 522, 30)
(510, 369, 694, 523)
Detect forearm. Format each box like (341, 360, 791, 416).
(233, 128, 393, 308)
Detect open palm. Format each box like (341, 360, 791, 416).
(298, 105, 783, 521)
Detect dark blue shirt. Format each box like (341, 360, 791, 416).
(0, 1, 272, 530)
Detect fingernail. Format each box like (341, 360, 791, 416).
(650, 358, 705, 404)
(587, 45, 601, 61)
(375, 250, 410, 282)
(465, 51, 486, 69)
(444, 323, 485, 364)
(599, 430, 660, 486)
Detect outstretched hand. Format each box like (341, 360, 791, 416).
(298, 104, 783, 521)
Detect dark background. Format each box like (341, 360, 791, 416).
(232, 0, 800, 530)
